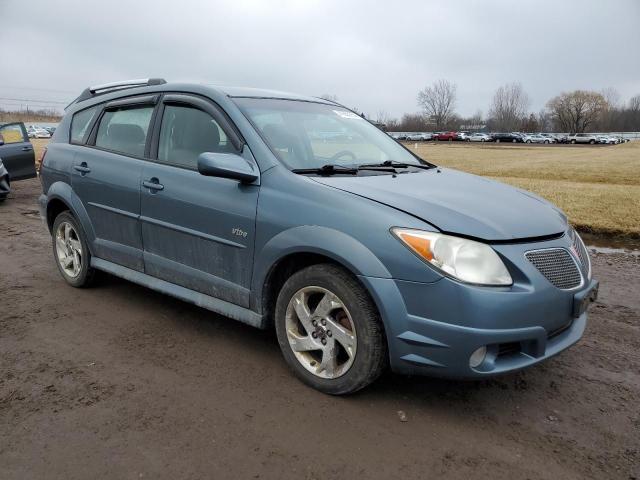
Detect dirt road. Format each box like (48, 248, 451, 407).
(1, 179, 639, 480)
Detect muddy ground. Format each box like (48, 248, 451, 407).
(1, 179, 639, 480)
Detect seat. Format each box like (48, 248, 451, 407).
(105, 123, 146, 156)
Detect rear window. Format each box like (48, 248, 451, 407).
(70, 106, 98, 144)
(94, 106, 154, 157)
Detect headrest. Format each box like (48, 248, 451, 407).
(107, 123, 145, 144)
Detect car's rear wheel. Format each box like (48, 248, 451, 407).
(589, 139, 595, 144)
(52, 211, 96, 287)
(275, 264, 386, 395)
(496, 138, 501, 143)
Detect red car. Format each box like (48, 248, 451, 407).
(434, 131, 457, 141)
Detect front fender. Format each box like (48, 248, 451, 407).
(44, 181, 96, 252)
(251, 225, 392, 312)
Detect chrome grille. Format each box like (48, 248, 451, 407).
(569, 229, 591, 277)
(525, 248, 583, 289)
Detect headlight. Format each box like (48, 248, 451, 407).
(391, 228, 513, 286)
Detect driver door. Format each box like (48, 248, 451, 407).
(141, 95, 259, 307)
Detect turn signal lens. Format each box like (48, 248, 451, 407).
(391, 228, 513, 286)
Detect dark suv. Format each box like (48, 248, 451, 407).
(39, 79, 598, 394)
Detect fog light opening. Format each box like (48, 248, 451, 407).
(469, 346, 487, 368)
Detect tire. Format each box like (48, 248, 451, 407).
(496, 138, 500, 143)
(544, 140, 549, 144)
(52, 211, 96, 287)
(589, 139, 595, 144)
(274, 264, 387, 395)
(526, 140, 531, 143)
(481, 139, 485, 142)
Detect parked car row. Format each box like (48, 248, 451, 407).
(26, 124, 56, 138)
(391, 131, 630, 145)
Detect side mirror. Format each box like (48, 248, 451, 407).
(197, 152, 258, 183)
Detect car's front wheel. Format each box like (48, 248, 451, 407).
(275, 264, 386, 395)
(52, 211, 96, 287)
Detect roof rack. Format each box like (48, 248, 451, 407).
(71, 78, 167, 106)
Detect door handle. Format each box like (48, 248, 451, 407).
(142, 178, 164, 191)
(22, 146, 33, 151)
(73, 162, 91, 174)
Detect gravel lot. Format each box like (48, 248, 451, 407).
(1, 179, 639, 480)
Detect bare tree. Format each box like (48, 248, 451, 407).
(547, 90, 608, 133)
(601, 87, 621, 108)
(599, 87, 622, 131)
(489, 82, 530, 131)
(417, 79, 457, 130)
(397, 113, 429, 132)
(537, 109, 552, 132)
(624, 94, 640, 131)
(375, 110, 392, 125)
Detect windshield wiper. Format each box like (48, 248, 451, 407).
(292, 164, 359, 175)
(358, 160, 434, 170)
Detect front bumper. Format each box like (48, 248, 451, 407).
(360, 234, 597, 378)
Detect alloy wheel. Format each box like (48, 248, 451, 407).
(55, 221, 83, 278)
(285, 286, 357, 379)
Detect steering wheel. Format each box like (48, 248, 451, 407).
(330, 150, 357, 162)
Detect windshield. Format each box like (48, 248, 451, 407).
(234, 98, 429, 170)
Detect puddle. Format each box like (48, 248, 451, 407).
(579, 232, 640, 255)
(587, 246, 640, 256)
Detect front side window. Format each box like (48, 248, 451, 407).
(0, 123, 27, 144)
(70, 106, 98, 144)
(95, 106, 154, 157)
(157, 105, 232, 169)
(234, 98, 427, 170)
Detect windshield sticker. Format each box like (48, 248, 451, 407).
(333, 110, 361, 119)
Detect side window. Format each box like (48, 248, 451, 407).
(95, 106, 154, 157)
(0, 123, 27, 144)
(157, 105, 233, 169)
(70, 106, 98, 144)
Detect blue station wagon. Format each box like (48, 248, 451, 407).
(39, 79, 599, 394)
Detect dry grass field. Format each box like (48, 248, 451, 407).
(30, 139, 640, 238)
(406, 141, 640, 238)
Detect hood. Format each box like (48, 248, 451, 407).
(311, 168, 567, 241)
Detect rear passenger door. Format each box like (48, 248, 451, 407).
(140, 94, 259, 307)
(72, 96, 158, 271)
(0, 123, 36, 180)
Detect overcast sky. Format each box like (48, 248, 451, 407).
(1, 0, 639, 119)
